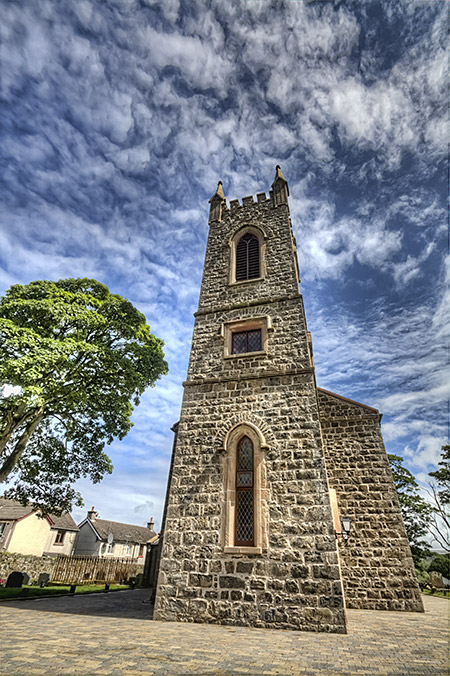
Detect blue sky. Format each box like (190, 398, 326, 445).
(0, 0, 448, 531)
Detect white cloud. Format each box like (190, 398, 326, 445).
(0, 0, 447, 523)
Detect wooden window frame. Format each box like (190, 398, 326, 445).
(54, 530, 65, 545)
(235, 233, 260, 281)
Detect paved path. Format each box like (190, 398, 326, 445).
(0, 590, 448, 675)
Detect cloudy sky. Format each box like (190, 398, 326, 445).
(0, 0, 448, 531)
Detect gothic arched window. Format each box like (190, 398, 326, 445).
(236, 233, 260, 281)
(235, 436, 254, 546)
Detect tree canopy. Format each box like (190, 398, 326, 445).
(427, 445, 450, 551)
(0, 278, 168, 513)
(429, 445, 450, 505)
(388, 454, 432, 564)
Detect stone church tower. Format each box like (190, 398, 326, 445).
(153, 168, 423, 632)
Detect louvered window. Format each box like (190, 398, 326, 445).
(236, 233, 260, 281)
(235, 436, 254, 546)
(232, 329, 262, 354)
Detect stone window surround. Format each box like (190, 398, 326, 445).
(222, 316, 272, 359)
(221, 422, 269, 555)
(228, 224, 267, 286)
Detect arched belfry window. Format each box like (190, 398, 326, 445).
(235, 436, 254, 546)
(236, 233, 260, 281)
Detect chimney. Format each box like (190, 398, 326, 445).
(147, 516, 154, 531)
(87, 506, 97, 521)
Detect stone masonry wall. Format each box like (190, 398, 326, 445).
(318, 389, 423, 612)
(0, 551, 56, 583)
(154, 187, 347, 633)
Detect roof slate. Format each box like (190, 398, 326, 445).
(90, 518, 156, 544)
(0, 497, 79, 531)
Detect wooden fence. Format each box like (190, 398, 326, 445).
(52, 555, 143, 584)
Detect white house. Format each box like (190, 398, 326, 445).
(73, 507, 157, 562)
(0, 497, 79, 557)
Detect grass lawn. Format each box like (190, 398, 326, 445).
(0, 583, 130, 600)
(422, 588, 450, 599)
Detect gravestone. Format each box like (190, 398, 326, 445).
(22, 572, 30, 586)
(38, 573, 50, 588)
(135, 573, 144, 587)
(5, 571, 24, 588)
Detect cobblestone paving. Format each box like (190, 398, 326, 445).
(0, 590, 448, 675)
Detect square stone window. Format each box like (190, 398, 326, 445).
(223, 317, 271, 358)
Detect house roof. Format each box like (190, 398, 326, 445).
(0, 498, 33, 521)
(50, 512, 79, 531)
(0, 497, 79, 531)
(84, 517, 156, 544)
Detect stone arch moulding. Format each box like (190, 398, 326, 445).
(228, 224, 267, 285)
(214, 412, 276, 453)
(220, 420, 270, 555)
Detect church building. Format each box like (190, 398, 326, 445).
(153, 168, 423, 633)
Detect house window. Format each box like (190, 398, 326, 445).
(138, 544, 145, 558)
(235, 436, 254, 546)
(54, 530, 65, 545)
(236, 233, 260, 281)
(107, 543, 114, 554)
(126, 543, 132, 556)
(232, 329, 262, 354)
(0, 522, 6, 540)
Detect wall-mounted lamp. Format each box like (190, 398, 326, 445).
(335, 515, 351, 542)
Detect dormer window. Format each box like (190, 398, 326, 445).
(236, 233, 260, 280)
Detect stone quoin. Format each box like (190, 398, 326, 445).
(153, 168, 423, 633)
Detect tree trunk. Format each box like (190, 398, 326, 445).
(0, 402, 35, 456)
(0, 408, 45, 482)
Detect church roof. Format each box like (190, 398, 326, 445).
(317, 387, 379, 413)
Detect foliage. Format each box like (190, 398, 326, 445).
(414, 562, 430, 590)
(0, 278, 168, 513)
(388, 454, 432, 564)
(427, 553, 450, 579)
(427, 445, 450, 552)
(422, 588, 450, 598)
(429, 445, 450, 504)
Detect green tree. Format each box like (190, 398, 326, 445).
(427, 445, 450, 551)
(388, 454, 432, 565)
(0, 278, 168, 513)
(427, 553, 450, 579)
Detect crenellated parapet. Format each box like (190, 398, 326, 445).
(209, 167, 290, 224)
